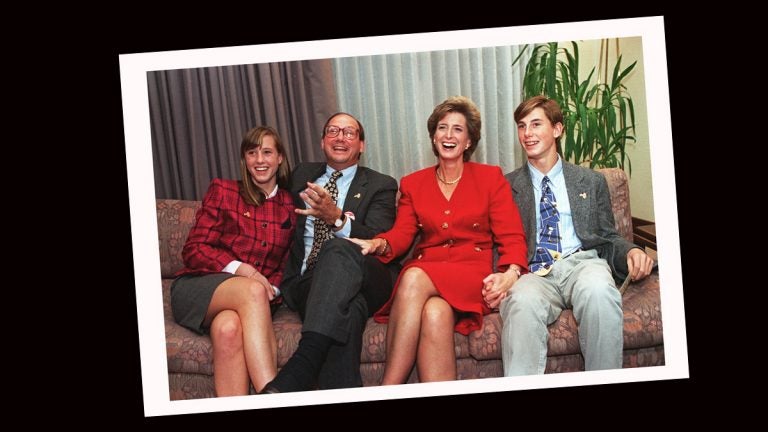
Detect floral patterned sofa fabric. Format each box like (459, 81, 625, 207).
(158, 168, 663, 400)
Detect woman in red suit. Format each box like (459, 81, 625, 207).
(349, 97, 527, 383)
(171, 126, 296, 396)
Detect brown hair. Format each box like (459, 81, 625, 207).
(513, 95, 564, 146)
(239, 126, 291, 206)
(427, 96, 481, 162)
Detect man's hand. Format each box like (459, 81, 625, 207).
(626, 248, 654, 281)
(482, 267, 520, 309)
(295, 182, 341, 225)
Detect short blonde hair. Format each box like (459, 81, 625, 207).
(427, 96, 481, 162)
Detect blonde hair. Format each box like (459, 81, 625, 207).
(427, 96, 482, 162)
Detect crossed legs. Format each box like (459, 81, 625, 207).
(381, 267, 457, 384)
(206, 277, 276, 396)
(272, 238, 394, 391)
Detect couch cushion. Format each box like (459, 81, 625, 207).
(467, 269, 662, 359)
(620, 271, 663, 349)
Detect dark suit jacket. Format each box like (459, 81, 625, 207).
(281, 162, 399, 292)
(506, 161, 636, 281)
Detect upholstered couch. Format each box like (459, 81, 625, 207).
(159, 168, 663, 400)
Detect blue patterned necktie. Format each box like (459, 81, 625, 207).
(305, 170, 342, 270)
(530, 176, 562, 275)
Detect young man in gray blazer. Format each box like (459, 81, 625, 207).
(495, 96, 654, 375)
(263, 113, 400, 392)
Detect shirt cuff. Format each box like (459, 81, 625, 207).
(223, 260, 242, 274)
(333, 217, 351, 238)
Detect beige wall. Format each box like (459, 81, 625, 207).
(573, 37, 655, 221)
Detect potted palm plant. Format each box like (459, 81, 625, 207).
(513, 41, 637, 173)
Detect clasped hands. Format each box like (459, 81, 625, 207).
(482, 267, 521, 309)
(296, 182, 341, 225)
(235, 263, 279, 300)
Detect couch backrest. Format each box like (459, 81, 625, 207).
(595, 168, 633, 243)
(156, 199, 202, 278)
(155, 168, 632, 277)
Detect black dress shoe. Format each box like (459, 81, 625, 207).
(259, 383, 281, 394)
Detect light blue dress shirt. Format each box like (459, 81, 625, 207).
(528, 156, 582, 257)
(300, 164, 357, 274)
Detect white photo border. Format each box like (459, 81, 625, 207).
(120, 16, 687, 417)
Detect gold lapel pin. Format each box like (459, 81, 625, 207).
(579, 193, 587, 199)
(354, 193, 361, 199)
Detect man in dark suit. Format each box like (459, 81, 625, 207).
(263, 112, 400, 392)
(499, 96, 654, 375)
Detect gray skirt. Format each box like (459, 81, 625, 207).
(170, 273, 237, 335)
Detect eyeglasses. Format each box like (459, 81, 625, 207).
(325, 125, 359, 139)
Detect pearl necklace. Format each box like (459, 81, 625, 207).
(436, 169, 462, 185)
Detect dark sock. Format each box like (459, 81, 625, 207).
(269, 331, 334, 392)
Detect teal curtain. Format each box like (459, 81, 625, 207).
(333, 45, 528, 182)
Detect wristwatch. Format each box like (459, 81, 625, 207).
(333, 213, 346, 230)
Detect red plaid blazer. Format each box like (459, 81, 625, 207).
(175, 179, 296, 287)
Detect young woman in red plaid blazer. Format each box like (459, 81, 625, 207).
(171, 126, 296, 396)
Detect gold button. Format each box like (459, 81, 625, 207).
(262, 222, 268, 228)
(474, 247, 481, 252)
(472, 223, 480, 229)
(444, 209, 451, 215)
(261, 240, 268, 247)
(417, 254, 423, 259)
(441, 222, 448, 229)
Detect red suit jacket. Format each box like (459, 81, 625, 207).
(176, 179, 296, 288)
(374, 162, 527, 334)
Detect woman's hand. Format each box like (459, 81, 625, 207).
(481, 266, 521, 309)
(346, 237, 388, 256)
(235, 263, 277, 300)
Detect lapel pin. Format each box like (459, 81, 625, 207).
(579, 193, 587, 199)
(354, 193, 361, 199)
(244, 211, 251, 218)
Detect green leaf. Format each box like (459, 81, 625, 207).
(516, 40, 637, 170)
(511, 44, 530, 66)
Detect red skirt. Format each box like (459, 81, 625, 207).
(374, 245, 493, 335)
